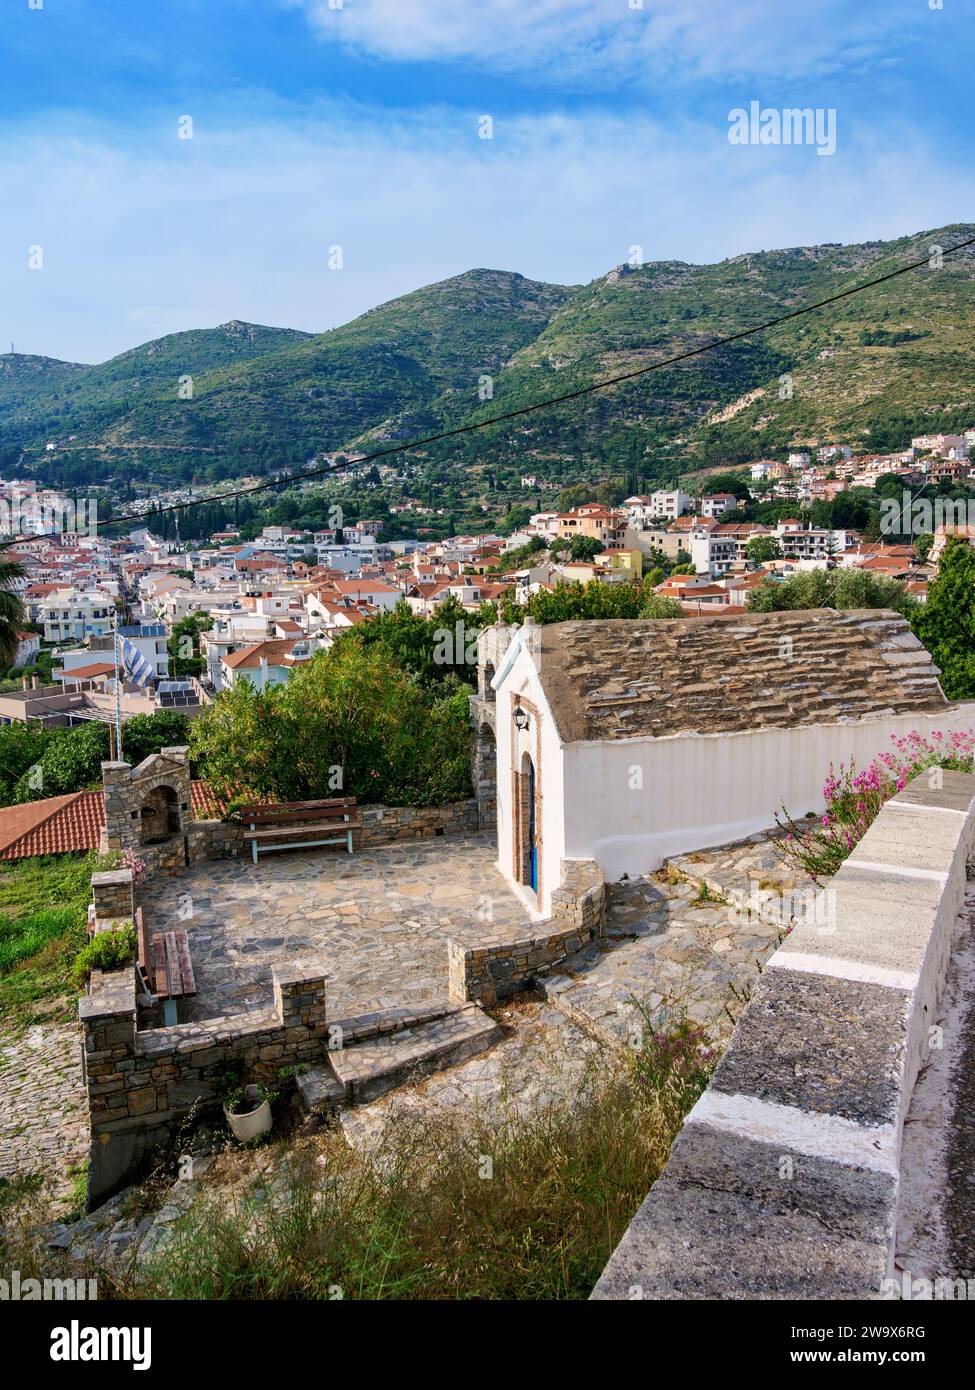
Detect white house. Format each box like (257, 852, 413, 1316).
(625, 491, 691, 526)
(483, 612, 975, 918)
(219, 636, 321, 690)
(40, 588, 114, 643)
(699, 492, 739, 518)
(117, 623, 170, 681)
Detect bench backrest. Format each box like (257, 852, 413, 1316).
(135, 906, 152, 987)
(240, 797, 358, 828)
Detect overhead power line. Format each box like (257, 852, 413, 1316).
(29, 232, 975, 535)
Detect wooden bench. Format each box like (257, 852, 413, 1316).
(240, 797, 362, 864)
(136, 905, 197, 1026)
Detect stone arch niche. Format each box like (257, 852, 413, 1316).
(139, 783, 181, 845)
(471, 622, 516, 839)
(101, 746, 192, 854)
(473, 718, 497, 831)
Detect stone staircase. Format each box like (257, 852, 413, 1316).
(296, 1001, 502, 1114)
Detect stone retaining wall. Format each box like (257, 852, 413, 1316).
(447, 858, 607, 1005)
(80, 960, 329, 1206)
(592, 770, 975, 1300)
(355, 799, 478, 846)
(550, 858, 607, 932)
(127, 799, 480, 885)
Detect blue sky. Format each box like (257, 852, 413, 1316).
(2, 0, 972, 362)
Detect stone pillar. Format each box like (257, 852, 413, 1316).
(91, 869, 135, 923)
(80, 971, 138, 1207)
(101, 760, 135, 851)
(272, 963, 329, 1056)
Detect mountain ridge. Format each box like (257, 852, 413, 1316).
(3, 227, 974, 487)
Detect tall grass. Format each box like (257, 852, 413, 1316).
(0, 906, 80, 972)
(107, 1011, 715, 1301)
(0, 1005, 715, 1301)
(0, 852, 101, 1027)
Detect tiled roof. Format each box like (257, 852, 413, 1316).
(0, 781, 222, 861)
(222, 638, 303, 670)
(55, 662, 116, 681)
(534, 609, 948, 743)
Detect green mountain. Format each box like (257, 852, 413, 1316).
(3, 225, 974, 490)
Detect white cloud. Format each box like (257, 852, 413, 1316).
(289, 0, 920, 85)
(0, 101, 964, 362)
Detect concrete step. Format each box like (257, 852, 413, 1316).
(325, 1003, 503, 1107)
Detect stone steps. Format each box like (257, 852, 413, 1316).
(297, 1003, 503, 1111)
(662, 850, 804, 933)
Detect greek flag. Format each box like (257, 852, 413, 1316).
(119, 635, 156, 688)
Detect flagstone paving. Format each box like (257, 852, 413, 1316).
(0, 1022, 88, 1206)
(533, 833, 818, 1050)
(539, 877, 784, 1048)
(143, 834, 530, 1023)
(338, 998, 610, 1153)
(2, 830, 808, 1205)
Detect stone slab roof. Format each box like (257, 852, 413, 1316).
(534, 610, 948, 742)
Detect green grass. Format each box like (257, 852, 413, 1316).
(0, 853, 98, 1029)
(0, 906, 79, 972)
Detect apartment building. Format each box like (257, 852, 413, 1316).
(699, 493, 739, 518)
(624, 491, 691, 526)
(555, 505, 629, 550)
(775, 521, 848, 562)
(40, 589, 114, 643)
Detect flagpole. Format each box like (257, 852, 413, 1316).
(113, 609, 122, 762)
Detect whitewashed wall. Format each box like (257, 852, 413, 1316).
(494, 644, 565, 918)
(561, 704, 975, 881)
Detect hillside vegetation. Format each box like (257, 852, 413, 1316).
(4, 225, 973, 491)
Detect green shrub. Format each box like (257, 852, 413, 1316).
(71, 925, 136, 987)
(190, 636, 474, 808)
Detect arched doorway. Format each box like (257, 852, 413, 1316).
(515, 750, 538, 894)
(474, 720, 497, 832)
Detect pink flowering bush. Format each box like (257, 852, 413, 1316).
(119, 847, 147, 883)
(777, 730, 975, 882)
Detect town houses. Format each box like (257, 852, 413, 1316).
(3, 415, 975, 728)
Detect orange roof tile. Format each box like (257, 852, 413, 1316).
(0, 781, 221, 861)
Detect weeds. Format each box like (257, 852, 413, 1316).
(776, 730, 975, 882)
(0, 1009, 714, 1302)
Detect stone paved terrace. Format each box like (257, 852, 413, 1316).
(2, 830, 810, 1207)
(539, 831, 815, 1049)
(142, 834, 531, 1023)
